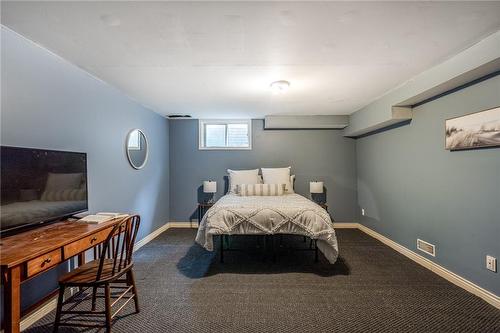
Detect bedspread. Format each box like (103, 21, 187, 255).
(195, 194, 338, 263)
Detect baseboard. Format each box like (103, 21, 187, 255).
(17, 296, 57, 332)
(332, 222, 358, 228)
(168, 221, 198, 229)
(282, 220, 499, 309)
(16, 221, 174, 331)
(134, 222, 171, 251)
(167, 219, 499, 309)
(357, 223, 500, 309)
(17, 220, 498, 331)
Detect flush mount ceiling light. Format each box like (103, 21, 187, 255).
(270, 80, 290, 94)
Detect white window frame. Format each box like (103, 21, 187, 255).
(127, 130, 141, 150)
(199, 119, 252, 150)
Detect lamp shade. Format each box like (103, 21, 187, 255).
(203, 181, 217, 193)
(309, 181, 324, 194)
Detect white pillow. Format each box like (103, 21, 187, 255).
(41, 189, 87, 202)
(237, 184, 286, 196)
(44, 173, 83, 191)
(227, 169, 260, 193)
(261, 167, 294, 193)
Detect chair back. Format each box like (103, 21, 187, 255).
(96, 215, 140, 281)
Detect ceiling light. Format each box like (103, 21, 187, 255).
(270, 80, 290, 94)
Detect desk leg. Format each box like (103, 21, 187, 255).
(77, 252, 85, 267)
(77, 253, 85, 291)
(3, 265, 21, 333)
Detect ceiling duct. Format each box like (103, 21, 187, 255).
(264, 115, 349, 129)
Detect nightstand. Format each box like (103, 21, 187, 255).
(318, 202, 334, 223)
(319, 203, 335, 224)
(197, 202, 214, 225)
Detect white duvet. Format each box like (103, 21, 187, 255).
(195, 193, 339, 263)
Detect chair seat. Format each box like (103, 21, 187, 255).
(59, 259, 131, 285)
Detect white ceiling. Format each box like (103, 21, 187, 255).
(2, 1, 500, 118)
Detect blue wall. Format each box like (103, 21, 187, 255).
(2, 21, 499, 320)
(169, 119, 358, 222)
(1, 27, 170, 312)
(357, 74, 500, 295)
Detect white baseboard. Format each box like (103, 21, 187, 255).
(166, 219, 498, 308)
(18, 297, 58, 332)
(258, 221, 499, 309)
(332, 222, 358, 228)
(168, 221, 198, 229)
(17, 220, 498, 331)
(134, 222, 171, 251)
(165, 221, 499, 308)
(356, 223, 500, 309)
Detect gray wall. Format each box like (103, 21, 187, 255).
(357, 75, 500, 295)
(1, 28, 170, 311)
(169, 119, 357, 222)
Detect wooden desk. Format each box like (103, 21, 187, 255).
(0, 216, 127, 333)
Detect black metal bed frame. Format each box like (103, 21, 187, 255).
(218, 234, 319, 263)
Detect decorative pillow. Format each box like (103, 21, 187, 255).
(41, 189, 87, 201)
(227, 169, 260, 193)
(237, 184, 286, 196)
(261, 167, 294, 193)
(19, 189, 39, 201)
(44, 173, 83, 191)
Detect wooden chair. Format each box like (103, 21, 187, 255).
(53, 215, 141, 333)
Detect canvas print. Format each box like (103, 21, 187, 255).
(445, 106, 500, 150)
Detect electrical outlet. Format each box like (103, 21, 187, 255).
(361, 208, 365, 216)
(486, 255, 497, 272)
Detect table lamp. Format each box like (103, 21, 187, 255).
(309, 181, 324, 204)
(310, 181, 324, 194)
(203, 180, 217, 203)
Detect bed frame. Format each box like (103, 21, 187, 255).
(218, 234, 319, 263)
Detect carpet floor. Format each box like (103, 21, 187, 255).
(26, 228, 500, 333)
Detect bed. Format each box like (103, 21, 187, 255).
(195, 193, 339, 264)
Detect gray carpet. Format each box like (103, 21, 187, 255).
(27, 228, 500, 333)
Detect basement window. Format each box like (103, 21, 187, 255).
(199, 119, 252, 150)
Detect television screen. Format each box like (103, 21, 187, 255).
(1, 146, 88, 235)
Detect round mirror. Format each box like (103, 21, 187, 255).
(126, 129, 148, 170)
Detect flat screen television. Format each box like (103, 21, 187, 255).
(1, 146, 88, 235)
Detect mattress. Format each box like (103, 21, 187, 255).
(195, 193, 338, 263)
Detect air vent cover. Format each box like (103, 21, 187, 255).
(417, 239, 436, 257)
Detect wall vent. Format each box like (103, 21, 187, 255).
(417, 239, 436, 257)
